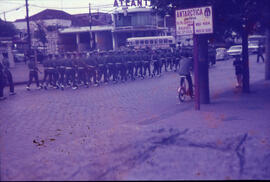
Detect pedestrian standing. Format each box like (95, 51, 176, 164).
(233, 56, 243, 88)
(0, 62, 6, 100)
(257, 43, 264, 63)
(2, 56, 16, 95)
(208, 45, 216, 66)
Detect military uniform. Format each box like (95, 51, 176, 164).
(86, 53, 97, 86)
(26, 60, 41, 90)
(127, 52, 135, 80)
(97, 53, 108, 84)
(42, 57, 50, 89)
(143, 51, 151, 77)
(77, 58, 88, 87)
(160, 50, 167, 73)
(135, 52, 143, 78)
(152, 51, 160, 77)
(58, 56, 66, 89)
(115, 54, 122, 82)
(52, 59, 60, 88)
(107, 52, 116, 82)
(174, 49, 181, 71)
(120, 52, 128, 81)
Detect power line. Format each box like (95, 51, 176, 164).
(29, 3, 114, 10)
(0, 4, 25, 15)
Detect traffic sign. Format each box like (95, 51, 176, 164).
(175, 6, 213, 35)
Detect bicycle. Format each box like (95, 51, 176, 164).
(177, 75, 194, 102)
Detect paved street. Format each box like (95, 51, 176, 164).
(1, 55, 270, 180)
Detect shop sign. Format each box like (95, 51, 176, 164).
(175, 6, 213, 35)
(114, 0, 152, 8)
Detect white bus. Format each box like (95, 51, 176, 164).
(126, 36, 176, 49)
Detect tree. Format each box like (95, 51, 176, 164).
(34, 21, 47, 48)
(0, 19, 17, 37)
(151, 0, 270, 95)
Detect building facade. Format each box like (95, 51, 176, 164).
(111, 7, 166, 49)
(12, 7, 170, 54)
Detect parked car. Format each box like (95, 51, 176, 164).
(227, 44, 259, 57)
(227, 45, 242, 57)
(12, 50, 25, 62)
(216, 47, 228, 61)
(248, 43, 259, 54)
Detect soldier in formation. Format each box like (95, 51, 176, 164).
(30, 47, 184, 91)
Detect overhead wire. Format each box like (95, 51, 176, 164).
(0, 4, 25, 15)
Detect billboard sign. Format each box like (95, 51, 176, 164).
(175, 6, 213, 35)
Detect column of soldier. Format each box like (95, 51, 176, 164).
(27, 48, 182, 91)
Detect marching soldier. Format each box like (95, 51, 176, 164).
(71, 53, 78, 89)
(135, 50, 143, 79)
(57, 54, 66, 90)
(52, 55, 60, 89)
(127, 51, 135, 80)
(97, 52, 108, 84)
(120, 51, 128, 82)
(152, 50, 160, 77)
(91, 51, 99, 86)
(174, 48, 181, 72)
(143, 50, 151, 78)
(65, 53, 73, 88)
(77, 53, 88, 88)
(115, 52, 122, 83)
(85, 52, 97, 86)
(160, 49, 167, 73)
(26, 57, 42, 90)
(107, 51, 115, 82)
(42, 55, 51, 90)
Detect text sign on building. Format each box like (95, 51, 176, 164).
(175, 6, 213, 35)
(114, 0, 152, 8)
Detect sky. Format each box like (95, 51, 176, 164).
(0, 0, 116, 22)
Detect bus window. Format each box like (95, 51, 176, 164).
(150, 40, 153, 44)
(164, 39, 168, 43)
(169, 40, 173, 43)
(154, 40, 158, 44)
(145, 40, 149, 44)
(135, 40, 139, 45)
(140, 40, 144, 44)
(159, 39, 163, 44)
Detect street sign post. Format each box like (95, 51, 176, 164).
(175, 6, 213, 110)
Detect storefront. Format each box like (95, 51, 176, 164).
(112, 7, 166, 50)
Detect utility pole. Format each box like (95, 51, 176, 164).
(89, 3, 93, 51)
(3, 12, 6, 22)
(242, 16, 250, 93)
(26, 0, 32, 57)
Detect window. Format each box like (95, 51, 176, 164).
(145, 40, 149, 44)
(136, 40, 139, 45)
(169, 40, 173, 43)
(159, 39, 163, 44)
(140, 40, 144, 44)
(150, 40, 154, 44)
(154, 40, 158, 44)
(164, 39, 168, 43)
